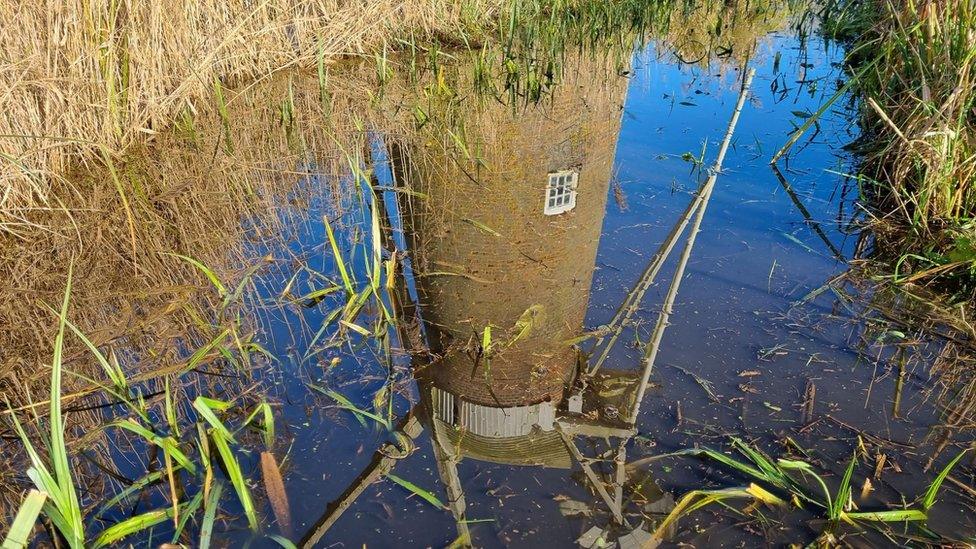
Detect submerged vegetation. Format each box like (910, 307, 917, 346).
(3, 266, 283, 547)
(655, 438, 970, 545)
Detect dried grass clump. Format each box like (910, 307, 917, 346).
(0, 62, 379, 392)
(0, 0, 507, 237)
(853, 0, 976, 236)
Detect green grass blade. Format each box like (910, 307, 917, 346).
(923, 448, 970, 511)
(211, 430, 257, 531)
(221, 262, 263, 312)
(187, 328, 231, 371)
(732, 438, 786, 488)
(679, 448, 765, 482)
(308, 384, 389, 429)
(200, 480, 224, 549)
(304, 306, 343, 358)
(842, 509, 926, 523)
(482, 326, 492, 355)
(297, 286, 342, 306)
(2, 489, 47, 549)
(163, 253, 227, 296)
(323, 215, 354, 295)
(112, 420, 197, 475)
(369, 196, 382, 291)
(770, 59, 876, 164)
(194, 397, 236, 444)
(651, 488, 753, 540)
(777, 458, 831, 510)
(266, 534, 298, 549)
(831, 452, 857, 520)
(91, 508, 172, 548)
(7, 413, 61, 513)
(242, 402, 275, 449)
(462, 217, 501, 236)
(95, 469, 173, 518)
(48, 264, 85, 547)
(385, 474, 446, 509)
(36, 501, 74, 549)
(164, 378, 179, 437)
(42, 305, 127, 391)
(171, 491, 204, 544)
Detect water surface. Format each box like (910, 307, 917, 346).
(4, 8, 974, 548)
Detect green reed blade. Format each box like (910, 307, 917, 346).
(385, 474, 446, 509)
(193, 397, 236, 444)
(2, 490, 47, 549)
(163, 252, 227, 297)
(171, 491, 203, 544)
(266, 534, 298, 549)
(211, 430, 257, 531)
(91, 508, 172, 548)
(200, 480, 224, 549)
(95, 469, 173, 519)
(323, 215, 354, 295)
(841, 509, 927, 523)
(923, 448, 970, 511)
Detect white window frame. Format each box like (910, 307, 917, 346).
(544, 170, 579, 216)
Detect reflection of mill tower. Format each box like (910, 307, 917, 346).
(300, 54, 689, 549)
(392, 55, 629, 448)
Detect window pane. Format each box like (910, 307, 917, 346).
(548, 198, 555, 207)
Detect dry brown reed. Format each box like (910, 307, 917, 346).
(0, 59, 387, 525)
(0, 0, 507, 237)
(854, 0, 976, 225)
(0, 61, 385, 383)
(835, 0, 976, 294)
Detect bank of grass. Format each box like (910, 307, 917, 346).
(0, 0, 509, 237)
(0, 0, 802, 240)
(827, 0, 976, 298)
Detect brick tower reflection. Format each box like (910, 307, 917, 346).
(391, 52, 628, 456)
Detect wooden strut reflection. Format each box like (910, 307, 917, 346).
(298, 415, 425, 549)
(599, 67, 756, 424)
(553, 69, 757, 534)
(769, 163, 845, 262)
(584, 70, 758, 422)
(300, 166, 437, 548)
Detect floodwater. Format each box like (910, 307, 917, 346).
(3, 7, 975, 549)
(244, 31, 972, 547)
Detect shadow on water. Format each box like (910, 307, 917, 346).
(2, 1, 975, 547)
